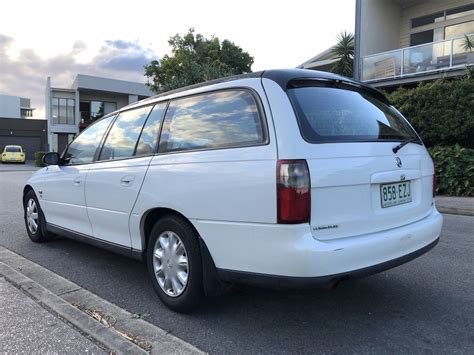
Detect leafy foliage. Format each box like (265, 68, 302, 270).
(387, 78, 474, 148)
(145, 29, 254, 93)
(35, 151, 46, 167)
(462, 34, 474, 52)
(331, 31, 354, 78)
(429, 145, 474, 196)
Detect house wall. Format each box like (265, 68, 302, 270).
(359, 0, 402, 58)
(72, 74, 153, 97)
(0, 95, 21, 118)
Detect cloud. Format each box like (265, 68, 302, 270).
(105, 40, 141, 50)
(0, 34, 159, 119)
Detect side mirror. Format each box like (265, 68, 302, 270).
(43, 152, 60, 166)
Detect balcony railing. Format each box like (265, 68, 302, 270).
(361, 34, 474, 82)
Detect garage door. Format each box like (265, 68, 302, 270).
(0, 136, 42, 160)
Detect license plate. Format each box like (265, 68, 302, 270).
(380, 181, 412, 208)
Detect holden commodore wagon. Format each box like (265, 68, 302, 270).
(23, 69, 443, 312)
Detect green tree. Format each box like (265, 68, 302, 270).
(331, 31, 355, 78)
(145, 29, 254, 93)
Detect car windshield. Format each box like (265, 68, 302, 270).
(288, 86, 419, 143)
(5, 146, 21, 152)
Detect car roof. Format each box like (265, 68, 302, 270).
(139, 69, 386, 103)
(5, 145, 22, 148)
(112, 69, 389, 116)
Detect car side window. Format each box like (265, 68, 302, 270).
(158, 90, 265, 153)
(99, 106, 152, 161)
(62, 115, 114, 165)
(135, 103, 167, 156)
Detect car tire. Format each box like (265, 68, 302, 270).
(24, 190, 53, 243)
(147, 215, 204, 313)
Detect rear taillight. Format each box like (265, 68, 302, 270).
(277, 160, 311, 224)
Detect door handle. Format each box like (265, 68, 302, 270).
(120, 176, 135, 187)
(73, 178, 81, 186)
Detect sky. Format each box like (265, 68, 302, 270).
(0, 0, 355, 118)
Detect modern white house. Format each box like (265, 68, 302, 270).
(354, 0, 474, 88)
(0, 94, 35, 118)
(45, 74, 153, 152)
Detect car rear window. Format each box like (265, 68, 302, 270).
(5, 146, 21, 152)
(287, 86, 419, 143)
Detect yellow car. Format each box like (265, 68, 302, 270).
(1, 145, 26, 163)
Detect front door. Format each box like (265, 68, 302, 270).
(38, 164, 92, 235)
(40, 115, 115, 235)
(57, 134, 69, 154)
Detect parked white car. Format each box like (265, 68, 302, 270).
(23, 69, 443, 312)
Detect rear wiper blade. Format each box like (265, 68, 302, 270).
(392, 137, 420, 154)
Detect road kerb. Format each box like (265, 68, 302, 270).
(0, 247, 205, 355)
(0, 262, 147, 354)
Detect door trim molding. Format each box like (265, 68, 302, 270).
(46, 223, 143, 261)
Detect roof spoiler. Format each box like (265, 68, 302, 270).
(287, 78, 390, 105)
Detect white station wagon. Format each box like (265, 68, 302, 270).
(24, 69, 443, 312)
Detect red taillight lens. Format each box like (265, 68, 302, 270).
(277, 160, 311, 224)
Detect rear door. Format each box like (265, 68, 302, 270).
(268, 80, 435, 241)
(84, 103, 166, 247)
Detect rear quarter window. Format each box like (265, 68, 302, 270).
(158, 90, 266, 153)
(288, 86, 418, 143)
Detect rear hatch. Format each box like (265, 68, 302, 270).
(287, 81, 435, 241)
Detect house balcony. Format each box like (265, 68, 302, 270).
(78, 111, 103, 131)
(361, 34, 474, 83)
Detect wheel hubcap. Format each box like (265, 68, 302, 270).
(26, 198, 39, 234)
(152, 231, 189, 297)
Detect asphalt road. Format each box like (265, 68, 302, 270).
(1, 171, 473, 354)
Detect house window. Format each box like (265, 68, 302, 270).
(410, 30, 434, 46)
(410, 5, 474, 46)
(446, 4, 474, 21)
(445, 21, 474, 40)
(52, 98, 75, 124)
(411, 12, 444, 28)
(21, 109, 33, 118)
(80, 101, 117, 121)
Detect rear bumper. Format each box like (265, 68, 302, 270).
(1, 157, 25, 163)
(217, 237, 439, 288)
(195, 207, 443, 283)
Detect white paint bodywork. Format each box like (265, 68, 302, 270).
(26, 75, 443, 279)
(29, 164, 93, 236)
